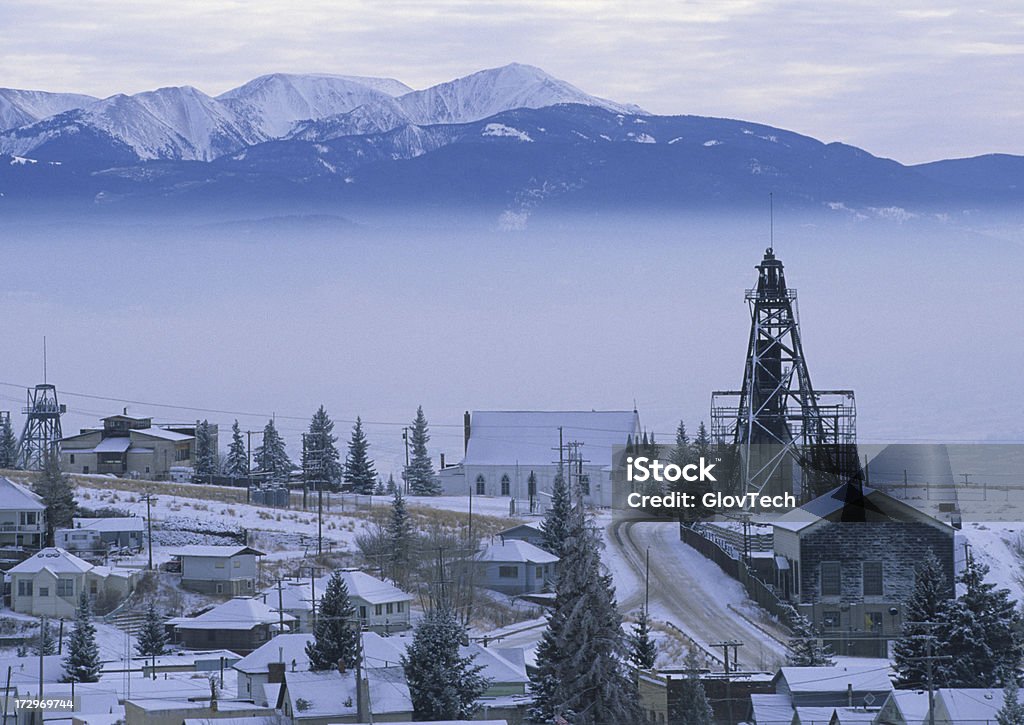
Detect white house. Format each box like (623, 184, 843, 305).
(0, 476, 45, 550)
(472, 539, 558, 595)
(167, 597, 295, 655)
(7, 547, 138, 618)
(440, 410, 640, 508)
(56, 516, 144, 554)
(173, 545, 264, 596)
(264, 570, 413, 634)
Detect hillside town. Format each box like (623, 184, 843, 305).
(0, 247, 1016, 725)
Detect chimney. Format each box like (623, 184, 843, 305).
(847, 682, 853, 708)
(440, 453, 446, 470)
(464, 411, 471, 454)
(268, 662, 286, 684)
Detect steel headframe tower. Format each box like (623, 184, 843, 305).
(17, 383, 66, 470)
(711, 247, 860, 502)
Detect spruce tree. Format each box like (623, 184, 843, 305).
(943, 554, 1023, 687)
(693, 421, 712, 460)
(34, 453, 76, 547)
(62, 591, 102, 683)
(343, 417, 378, 494)
(540, 468, 572, 557)
(999, 679, 1024, 725)
(305, 572, 359, 671)
(224, 420, 249, 479)
(669, 420, 692, 468)
(402, 603, 490, 720)
(193, 420, 217, 480)
(0, 415, 18, 469)
(784, 605, 834, 666)
(305, 406, 342, 489)
(254, 419, 292, 483)
(894, 550, 952, 688)
(32, 619, 57, 656)
(404, 406, 438, 495)
(529, 506, 644, 724)
(629, 607, 657, 670)
(386, 491, 414, 588)
(669, 648, 715, 725)
(135, 600, 168, 657)
(386, 473, 398, 494)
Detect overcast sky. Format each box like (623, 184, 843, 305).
(1, 0, 1021, 164)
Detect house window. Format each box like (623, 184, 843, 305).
(822, 610, 841, 629)
(501, 475, 510, 496)
(536, 566, 543, 578)
(865, 611, 884, 633)
(83, 466, 89, 474)
(70, 454, 75, 464)
(476, 475, 485, 496)
(233, 560, 241, 568)
(20, 512, 37, 526)
(499, 566, 519, 578)
(386, 603, 393, 614)
(57, 579, 74, 597)
(359, 606, 367, 620)
(863, 561, 884, 596)
(246, 580, 253, 590)
(90, 580, 98, 595)
(821, 562, 841, 597)
(397, 602, 404, 613)
(38, 587, 49, 597)
(17, 580, 32, 597)
(216, 584, 223, 594)
(375, 604, 383, 616)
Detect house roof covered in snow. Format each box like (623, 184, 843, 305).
(132, 427, 193, 442)
(881, 689, 929, 725)
(462, 644, 528, 684)
(168, 597, 295, 631)
(71, 517, 145, 533)
(234, 631, 407, 674)
(775, 665, 893, 694)
(462, 410, 639, 467)
(279, 668, 412, 719)
(474, 539, 558, 565)
(772, 483, 950, 534)
(339, 570, 414, 604)
(0, 476, 45, 511)
(750, 693, 795, 724)
(172, 545, 265, 558)
(8, 547, 93, 575)
(936, 688, 1004, 723)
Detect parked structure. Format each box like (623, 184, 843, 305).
(0, 476, 45, 550)
(167, 597, 295, 655)
(472, 539, 558, 595)
(7, 547, 137, 617)
(173, 545, 263, 596)
(56, 516, 144, 554)
(265, 570, 413, 633)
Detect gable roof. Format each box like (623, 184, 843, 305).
(234, 631, 407, 675)
(937, 688, 1004, 723)
(883, 689, 930, 725)
(172, 545, 265, 558)
(462, 410, 639, 467)
(475, 539, 559, 565)
(71, 517, 145, 533)
(0, 477, 45, 511)
(8, 547, 93, 575)
(772, 483, 951, 534)
(776, 665, 893, 694)
(750, 693, 795, 724)
(280, 668, 412, 719)
(339, 570, 414, 604)
(168, 597, 295, 631)
(132, 427, 192, 442)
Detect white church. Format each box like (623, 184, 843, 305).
(437, 410, 641, 509)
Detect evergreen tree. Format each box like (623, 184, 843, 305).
(224, 420, 249, 479)
(34, 453, 76, 547)
(403, 603, 490, 720)
(404, 406, 438, 495)
(894, 550, 953, 688)
(192, 420, 217, 480)
(629, 607, 657, 670)
(135, 601, 168, 657)
(784, 605, 834, 666)
(529, 506, 644, 724)
(254, 419, 292, 483)
(540, 469, 572, 557)
(669, 648, 715, 725)
(668, 420, 692, 468)
(305, 572, 359, 671)
(386, 490, 414, 588)
(0, 415, 18, 469)
(999, 679, 1024, 725)
(943, 554, 1023, 687)
(62, 591, 102, 683)
(32, 619, 57, 656)
(343, 417, 378, 494)
(373, 476, 386, 496)
(386, 473, 398, 494)
(305, 406, 342, 489)
(693, 421, 712, 461)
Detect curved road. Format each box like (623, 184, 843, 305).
(607, 517, 788, 672)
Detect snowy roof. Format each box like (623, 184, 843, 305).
(750, 693, 795, 724)
(831, 707, 879, 723)
(936, 688, 1004, 723)
(463, 644, 528, 684)
(8, 547, 93, 575)
(236, 631, 409, 675)
(475, 539, 559, 565)
(499, 520, 544, 536)
(172, 545, 265, 558)
(777, 665, 893, 694)
(0, 654, 64, 685)
(772, 483, 948, 533)
(132, 427, 192, 442)
(0, 476, 45, 511)
(168, 597, 295, 631)
(883, 689, 929, 724)
(72, 516, 145, 532)
(281, 668, 412, 719)
(794, 706, 837, 723)
(462, 410, 639, 466)
(92, 437, 133, 453)
(339, 570, 414, 604)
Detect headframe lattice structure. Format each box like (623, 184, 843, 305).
(17, 384, 65, 470)
(711, 248, 860, 502)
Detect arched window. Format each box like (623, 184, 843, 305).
(476, 475, 486, 496)
(500, 474, 510, 496)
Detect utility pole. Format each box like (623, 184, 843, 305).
(905, 623, 952, 725)
(402, 428, 410, 493)
(141, 493, 156, 570)
(277, 578, 285, 633)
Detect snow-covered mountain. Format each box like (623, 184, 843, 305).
(0, 65, 645, 161)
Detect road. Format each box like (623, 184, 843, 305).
(606, 517, 789, 672)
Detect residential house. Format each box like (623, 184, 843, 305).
(439, 410, 640, 508)
(874, 689, 929, 725)
(174, 545, 263, 596)
(57, 516, 144, 554)
(167, 597, 295, 655)
(473, 539, 558, 595)
(277, 668, 413, 724)
(124, 699, 274, 725)
(7, 547, 137, 618)
(497, 521, 546, 549)
(264, 570, 412, 634)
(0, 476, 45, 550)
(773, 666, 893, 709)
(60, 413, 213, 480)
(770, 483, 955, 657)
(750, 693, 798, 724)
(931, 688, 1005, 725)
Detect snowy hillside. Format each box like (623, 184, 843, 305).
(0, 88, 98, 130)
